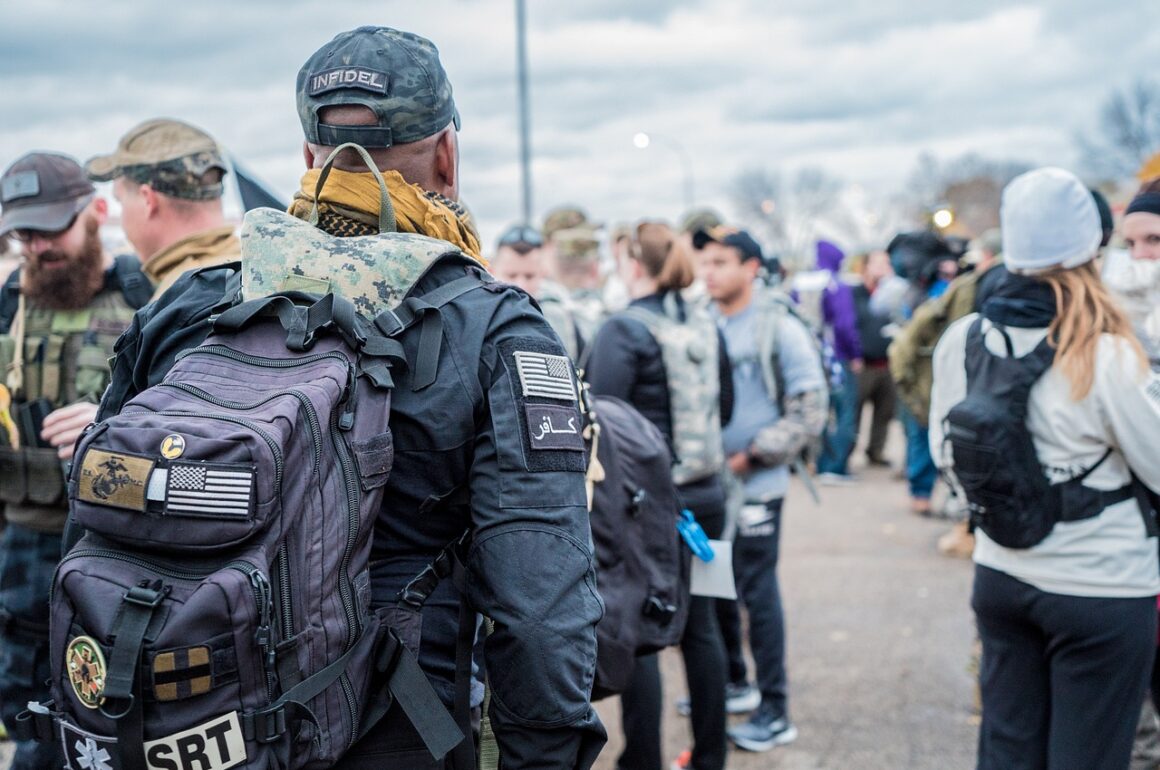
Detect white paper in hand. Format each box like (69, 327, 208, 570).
(690, 540, 737, 600)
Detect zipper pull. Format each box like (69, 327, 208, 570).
(339, 366, 358, 431)
(250, 570, 276, 666)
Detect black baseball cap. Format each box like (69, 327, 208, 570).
(0, 152, 95, 236)
(297, 26, 460, 149)
(692, 225, 764, 262)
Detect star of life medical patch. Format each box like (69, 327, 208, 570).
(513, 351, 577, 402)
(61, 721, 119, 770)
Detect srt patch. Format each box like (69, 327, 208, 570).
(143, 712, 247, 770)
(525, 404, 585, 451)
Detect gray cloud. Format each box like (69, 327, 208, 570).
(0, 0, 1152, 249)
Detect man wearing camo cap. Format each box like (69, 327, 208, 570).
(91, 26, 606, 770)
(86, 118, 239, 299)
(541, 207, 607, 344)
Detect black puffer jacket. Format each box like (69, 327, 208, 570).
(585, 290, 732, 515)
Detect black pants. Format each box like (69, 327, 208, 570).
(856, 364, 895, 463)
(619, 496, 727, 770)
(973, 565, 1156, 770)
(716, 598, 748, 686)
(733, 498, 788, 718)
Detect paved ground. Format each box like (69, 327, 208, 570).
(594, 444, 980, 770)
(0, 436, 979, 770)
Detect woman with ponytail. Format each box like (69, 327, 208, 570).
(930, 168, 1160, 770)
(586, 221, 732, 770)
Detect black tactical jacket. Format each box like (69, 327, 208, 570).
(97, 259, 607, 769)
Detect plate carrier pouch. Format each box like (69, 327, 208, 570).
(943, 318, 1140, 549)
(621, 293, 723, 486)
(578, 387, 690, 699)
(20, 145, 473, 770)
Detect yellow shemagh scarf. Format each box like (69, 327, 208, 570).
(289, 167, 484, 264)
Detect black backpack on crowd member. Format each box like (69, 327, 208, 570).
(17, 147, 470, 770)
(579, 388, 690, 699)
(942, 319, 1145, 549)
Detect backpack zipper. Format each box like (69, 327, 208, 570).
(177, 345, 348, 370)
(331, 408, 363, 736)
(157, 383, 323, 473)
(122, 408, 284, 496)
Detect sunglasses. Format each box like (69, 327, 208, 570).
(498, 225, 543, 249)
(10, 211, 81, 244)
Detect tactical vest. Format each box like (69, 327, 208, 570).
(623, 292, 723, 486)
(0, 262, 145, 526)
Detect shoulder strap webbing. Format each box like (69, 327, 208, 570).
(0, 267, 21, 335)
(112, 255, 154, 309)
(373, 274, 486, 392)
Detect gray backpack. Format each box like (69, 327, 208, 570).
(622, 293, 723, 485)
(20, 148, 473, 770)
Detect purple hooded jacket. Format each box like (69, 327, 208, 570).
(816, 240, 863, 363)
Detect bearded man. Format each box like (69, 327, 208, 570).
(0, 152, 149, 770)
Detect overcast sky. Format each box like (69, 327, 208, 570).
(1, 0, 1157, 250)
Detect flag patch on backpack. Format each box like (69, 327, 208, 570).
(162, 464, 254, 519)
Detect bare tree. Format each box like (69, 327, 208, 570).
(731, 165, 851, 268)
(1077, 78, 1160, 180)
(903, 152, 1031, 235)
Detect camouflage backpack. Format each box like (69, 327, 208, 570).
(20, 146, 470, 770)
(622, 292, 723, 485)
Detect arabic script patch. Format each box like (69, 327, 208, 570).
(525, 404, 586, 451)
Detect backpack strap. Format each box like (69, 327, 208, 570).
(372, 274, 486, 392)
(112, 254, 154, 309)
(101, 580, 168, 770)
(0, 266, 21, 335)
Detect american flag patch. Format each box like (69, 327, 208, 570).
(164, 464, 254, 519)
(513, 351, 576, 402)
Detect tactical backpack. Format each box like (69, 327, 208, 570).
(19, 147, 473, 770)
(621, 293, 723, 486)
(579, 390, 689, 699)
(943, 319, 1142, 548)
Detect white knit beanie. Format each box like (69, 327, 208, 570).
(1000, 167, 1101, 273)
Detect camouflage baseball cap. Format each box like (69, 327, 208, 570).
(85, 118, 227, 200)
(0, 152, 95, 236)
(679, 207, 723, 235)
(297, 26, 460, 149)
(542, 206, 600, 241)
(553, 226, 600, 265)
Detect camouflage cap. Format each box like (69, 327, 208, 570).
(85, 118, 227, 200)
(552, 226, 600, 265)
(679, 206, 724, 235)
(297, 26, 460, 149)
(542, 206, 599, 241)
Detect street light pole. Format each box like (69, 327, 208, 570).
(633, 131, 695, 211)
(515, 0, 533, 225)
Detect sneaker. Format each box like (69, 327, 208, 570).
(725, 681, 761, 714)
(670, 748, 692, 770)
(937, 520, 975, 559)
(728, 706, 798, 752)
(817, 472, 857, 487)
(865, 455, 891, 468)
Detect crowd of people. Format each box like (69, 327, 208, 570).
(1, 21, 1159, 770)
